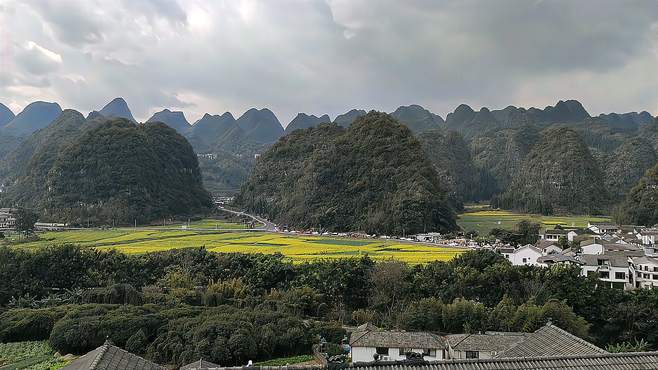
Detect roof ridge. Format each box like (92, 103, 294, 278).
(89, 343, 110, 370)
(449, 333, 472, 348)
(543, 324, 606, 353)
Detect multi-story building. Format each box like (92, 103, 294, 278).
(630, 256, 658, 289)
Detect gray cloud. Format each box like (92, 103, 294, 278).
(1, 0, 656, 123)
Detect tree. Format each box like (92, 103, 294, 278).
(14, 208, 38, 235)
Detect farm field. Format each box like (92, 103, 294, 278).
(457, 210, 611, 235)
(10, 227, 464, 264)
(0, 341, 70, 369)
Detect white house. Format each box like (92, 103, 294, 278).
(631, 256, 658, 289)
(445, 332, 527, 359)
(587, 222, 619, 235)
(579, 253, 632, 290)
(349, 327, 445, 363)
(637, 229, 658, 245)
(503, 244, 543, 266)
(542, 229, 580, 243)
(414, 233, 442, 243)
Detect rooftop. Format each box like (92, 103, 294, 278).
(61, 341, 164, 370)
(181, 359, 222, 370)
(216, 352, 658, 370)
(350, 330, 445, 349)
(445, 332, 526, 353)
(496, 324, 606, 358)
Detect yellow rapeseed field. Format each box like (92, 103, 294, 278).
(11, 222, 464, 264)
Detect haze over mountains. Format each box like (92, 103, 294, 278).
(0, 96, 657, 219)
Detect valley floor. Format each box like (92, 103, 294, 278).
(5, 220, 464, 264)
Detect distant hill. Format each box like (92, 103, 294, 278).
(285, 113, 331, 134)
(494, 127, 609, 214)
(617, 163, 658, 226)
(236, 111, 457, 234)
(236, 108, 284, 143)
(0, 103, 14, 127)
(187, 112, 237, 153)
(390, 104, 444, 133)
(334, 109, 366, 127)
(0, 113, 211, 224)
(147, 109, 190, 134)
(89, 97, 135, 121)
(2, 101, 62, 137)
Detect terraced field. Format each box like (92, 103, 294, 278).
(10, 223, 464, 264)
(457, 210, 611, 235)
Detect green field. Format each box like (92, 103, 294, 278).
(457, 210, 611, 235)
(7, 221, 463, 264)
(0, 341, 70, 370)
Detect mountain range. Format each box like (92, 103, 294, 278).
(0, 96, 656, 219)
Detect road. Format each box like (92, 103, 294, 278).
(216, 205, 278, 231)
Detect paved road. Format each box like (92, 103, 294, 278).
(216, 205, 278, 231)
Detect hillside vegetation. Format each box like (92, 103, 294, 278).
(1, 115, 211, 225)
(494, 127, 609, 214)
(237, 112, 457, 234)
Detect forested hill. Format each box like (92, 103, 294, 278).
(493, 127, 609, 214)
(236, 111, 458, 234)
(617, 163, 658, 226)
(0, 114, 211, 225)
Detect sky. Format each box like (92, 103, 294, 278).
(0, 0, 657, 125)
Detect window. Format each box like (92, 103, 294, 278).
(465, 351, 479, 359)
(522, 258, 527, 263)
(615, 272, 626, 280)
(376, 347, 389, 355)
(654, 267, 658, 272)
(600, 271, 609, 279)
(653, 275, 658, 280)
(645, 274, 651, 279)
(586, 271, 595, 277)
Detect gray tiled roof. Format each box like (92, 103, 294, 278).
(181, 359, 222, 370)
(62, 342, 164, 370)
(445, 332, 526, 352)
(578, 254, 631, 268)
(215, 352, 658, 370)
(350, 330, 445, 349)
(496, 324, 606, 358)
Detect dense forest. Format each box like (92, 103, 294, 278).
(0, 114, 211, 225)
(236, 112, 457, 234)
(1, 246, 657, 366)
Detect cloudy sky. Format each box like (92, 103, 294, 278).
(0, 0, 657, 125)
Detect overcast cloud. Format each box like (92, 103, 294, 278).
(0, 0, 656, 124)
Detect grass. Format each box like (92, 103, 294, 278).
(255, 355, 315, 366)
(0, 341, 71, 370)
(457, 210, 611, 235)
(9, 227, 464, 264)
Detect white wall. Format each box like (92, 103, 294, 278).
(351, 346, 443, 363)
(509, 247, 542, 266)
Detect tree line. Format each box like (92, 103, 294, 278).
(0, 246, 657, 365)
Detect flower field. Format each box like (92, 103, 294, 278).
(11, 225, 464, 264)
